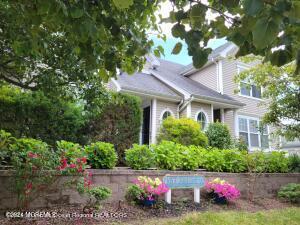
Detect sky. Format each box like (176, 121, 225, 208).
(151, 1, 228, 65)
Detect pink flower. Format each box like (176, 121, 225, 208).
(58, 157, 68, 170)
(81, 157, 87, 164)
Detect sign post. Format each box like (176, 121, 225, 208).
(163, 175, 205, 204)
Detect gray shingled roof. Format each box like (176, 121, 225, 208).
(116, 71, 181, 99)
(154, 59, 244, 106)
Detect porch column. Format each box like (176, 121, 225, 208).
(233, 109, 239, 137)
(210, 104, 214, 123)
(151, 98, 157, 144)
(220, 108, 225, 123)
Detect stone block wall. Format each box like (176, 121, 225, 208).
(0, 168, 299, 209)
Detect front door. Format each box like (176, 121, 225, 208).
(213, 109, 221, 122)
(142, 106, 150, 145)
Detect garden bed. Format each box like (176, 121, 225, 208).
(0, 197, 295, 225)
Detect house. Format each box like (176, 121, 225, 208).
(108, 42, 297, 152)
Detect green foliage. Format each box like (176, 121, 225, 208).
(231, 138, 248, 151)
(87, 186, 112, 203)
(152, 141, 182, 170)
(85, 92, 141, 165)
(157, 117, 208, 147)
(198, 148, 225, 172)
(278, 183, 300, 203)
(288, 154, 300, 173)
(0, 85, 86, 145)
(246, 151, 289, 173)
(206, 122, 232, 149)
(9, 138, 60, 207)
(236, 60, 300, 141)
(85, 142, 117, 169)
(125, 144, 154, 170)
(0, 129, 15, 165)
(165, 0, 300, 74)
(180, 145, 202, 171)
(0, 1, 158, 97)
(125, 185, 145, 204)
(56, 140, 86, 163)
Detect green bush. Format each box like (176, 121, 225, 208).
(231, 137, 248, 151)
(288, 154, 300, 173)
(56, 140, 86, 163)
(157, 117, 208, 147)
(153, 141, 182, 170)
(206, 122, 231, 149)
(0, 130, 15, 165)
(245, 151, 268, 173)
(222, 149, 248, 172)
(278, 183, 300, 203)
(180, 145, 202, 171)
(125, 144, 154, 170)
(0, 85, 86, 145)
(85, 142, 118, 169)
(125, 185, 145, 204)
(199, 148, 225, 172)
(85, 92, 141, 165)
(266, 151, 289, 173)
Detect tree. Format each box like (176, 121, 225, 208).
(0, 0, 159, 98)
(164, 0, 300, 74)
(235, 57, 300, 140)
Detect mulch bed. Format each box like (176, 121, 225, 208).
(0, 198, 295, 225)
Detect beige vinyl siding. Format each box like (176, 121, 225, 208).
(156, 99, 178, 135)
(224, 109, 235, 136)
(189, 64, 218, 91)
(222, 58, 268, 116)
(191, 102, 212, 128)
(179, 107, 187, 118)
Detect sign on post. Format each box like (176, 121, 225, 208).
(163, 175, 205, 204)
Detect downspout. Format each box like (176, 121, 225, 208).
(179, 96, 194, 114)
(177, 99, 184, 118)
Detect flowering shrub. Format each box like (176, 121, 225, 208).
(126, 176, 169, 204)
(205, 178, 240, 202)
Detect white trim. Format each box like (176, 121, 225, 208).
(220, 43, 237, 58)
(111, 78, 121, 92)
(238, 93, 265, 102)
(150, 70, 191, 100)
(210, 104, 214, 123)
(120, 89, 180, 102)
(159, 108, 175, 121)
(218, 61, 224, 94)
(151, 98, 157, 144)
(194, 109, 209, 130)
(187, 102, 192, 118)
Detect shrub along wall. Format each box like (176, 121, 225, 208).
(0, 169, 299, 209)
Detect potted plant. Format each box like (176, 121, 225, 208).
(125, 176, 169, 206)
(205, 178, 240, 204)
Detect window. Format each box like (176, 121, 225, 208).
(196, 111, 207, 130)
(161, 110, 172, 120)
(238, 116, 269, 149)
(240, 81, 262, 99)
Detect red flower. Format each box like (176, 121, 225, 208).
(81, 157, 87, 164)
(77, 165, 83, 173)
(59, 157, 68, 170)
(69, 163, 76, 168)
(27, 152, 38, 158)
(25, 182, 32, 190)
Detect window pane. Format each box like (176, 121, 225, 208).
(240, 82, 251, 96)
(239, 118, 247, 132)
(250, 134, 259, 147)
(261, 125, 268, 135)
(239, 132, 249, 145)
(197, 112, 207, 130)
(249, 120, 258, 133)
(162, 111, 171, 120)
(252, 85, 261, 98)
(261, 135, 269, 148)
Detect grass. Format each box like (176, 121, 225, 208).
(128, 207, 300, 225)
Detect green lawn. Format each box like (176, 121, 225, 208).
(136, 208, 300, 225)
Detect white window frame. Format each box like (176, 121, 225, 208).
(237, 115, 270, 150)
(194, 109, 209, 131)
(159, 108, 174, 122)
(237, 66, 263, 101)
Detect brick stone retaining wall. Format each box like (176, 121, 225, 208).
(0, 168, 299, 209)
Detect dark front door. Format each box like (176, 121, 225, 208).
(142, 106, 150, 145)
(213, 109, 221, 122)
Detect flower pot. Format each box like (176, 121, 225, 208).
(141, 199, 156, 206)
(212, 193, 227, 204)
